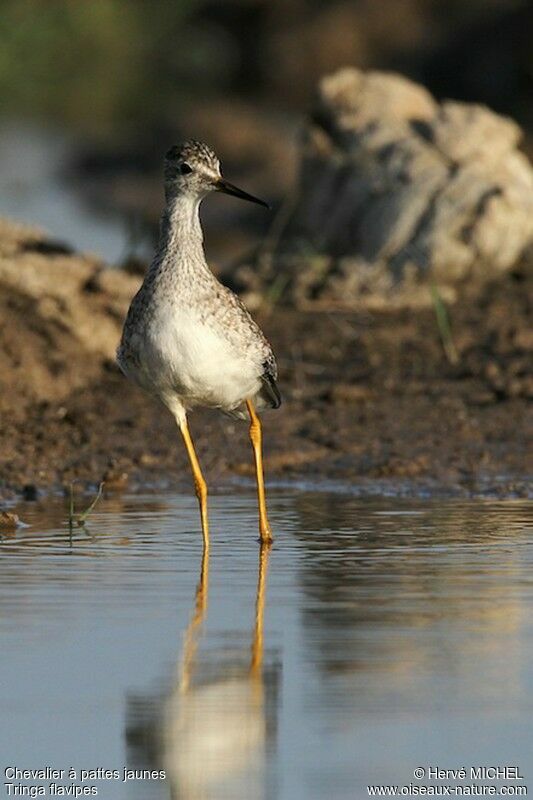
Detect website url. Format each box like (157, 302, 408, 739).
(367, 786, 527, 796)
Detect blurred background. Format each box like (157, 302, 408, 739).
(0, 0, 531, 267)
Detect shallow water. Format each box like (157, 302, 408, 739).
(1, 489, 532, 799)
(0, 122, 133, 263)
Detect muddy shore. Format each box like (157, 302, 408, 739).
(0, 219, 530, 502)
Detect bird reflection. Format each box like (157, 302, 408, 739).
(177, 543, 210, 695)
(126, 542, 278, 800)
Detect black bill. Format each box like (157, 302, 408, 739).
(215, 178, 270, 209)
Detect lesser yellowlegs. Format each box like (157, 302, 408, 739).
(117, 141, 280, 544)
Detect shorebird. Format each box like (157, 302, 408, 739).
(117, 141, 280, 545)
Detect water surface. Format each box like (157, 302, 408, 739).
(0, 122, 131, 262)
(1, 490, 532, 799)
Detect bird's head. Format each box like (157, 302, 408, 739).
(164, 140, 269, 209)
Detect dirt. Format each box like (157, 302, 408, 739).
(0, 219, 530, 502)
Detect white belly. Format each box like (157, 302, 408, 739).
(135, 308, 261, 411)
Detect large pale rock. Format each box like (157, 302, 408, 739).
(274, 68, 533, 307)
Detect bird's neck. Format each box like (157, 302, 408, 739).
(153, 191, 208, 275)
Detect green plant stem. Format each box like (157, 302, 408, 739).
(431, 283, 459, 365)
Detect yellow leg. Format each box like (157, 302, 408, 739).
(179, 541, 209, 693)
(250, 541, 271, 678)
(246, 399, 273, 543)
(179, 417, 209, 547)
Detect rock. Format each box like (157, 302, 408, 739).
(22, 484, 39, 501)
(267, 68, 533, 308)
(0, 510, 20, 530)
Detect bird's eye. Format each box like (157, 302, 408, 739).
(179, 163, 192, 175)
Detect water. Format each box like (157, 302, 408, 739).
(1, 490, 532, 799)
(0, 122, 131, 263)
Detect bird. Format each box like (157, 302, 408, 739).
(117, 140, 281, 545)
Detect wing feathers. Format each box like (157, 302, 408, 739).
(261, 359, 281, 409)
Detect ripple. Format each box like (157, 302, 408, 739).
(1, 491, 533, 799)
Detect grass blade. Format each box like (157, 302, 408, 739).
(431, 282, 459, 365)
(77, 482, 105, 526)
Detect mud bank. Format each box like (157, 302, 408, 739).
(0, 217, 530, 501)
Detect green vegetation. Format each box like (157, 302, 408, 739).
(0, 0, 200, 134)
(68, 481, 104, 534)
(430, 282, 459, 365)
